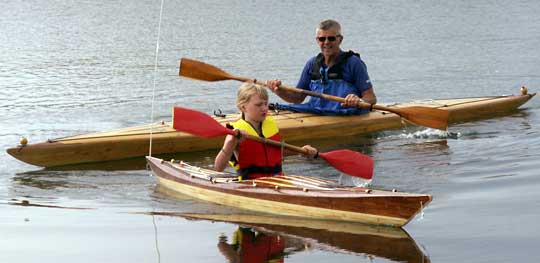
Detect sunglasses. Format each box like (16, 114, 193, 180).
(316, 35, 340, 42)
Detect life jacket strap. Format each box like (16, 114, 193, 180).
(309, 50, 360, 82)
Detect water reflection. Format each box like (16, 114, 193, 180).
(218, 227, 298, 263)
(148, 211, 430, 263)
(8, 199, 91, 210)
(12, 170, 84, 189)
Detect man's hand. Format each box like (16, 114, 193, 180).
(341, 94, 363, 108)
(265, 79, 282, 94)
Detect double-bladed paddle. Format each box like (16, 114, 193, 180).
(178, 58, 449, 130)
(172, 106, 374, 179)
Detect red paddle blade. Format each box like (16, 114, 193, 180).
(319, 149, 374, 179)
(172, 107, 235, 137)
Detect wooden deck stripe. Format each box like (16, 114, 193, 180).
(251, 179, 307, 189)
(171, 162, 239, 182)
(56, 123, 172, 141)
(266, 177, 335, 190)
(173, 163, 214, 176)
(281, 175, 338, 188)
(272, 176, 324, 188)
(184, 165, 238, 179)
(58, 116, 236, 141)
(289, 174, 335, 184)
(253, 176, 333, 190)
(171, 163, 218, 180)
(287, 174, 337, 185)
(176, 168, 211, 180)
(277, 176, 363, 192)
(434, 96, 503, 108)
(280, 175, 326, 186)
(253, 178, 334, 190)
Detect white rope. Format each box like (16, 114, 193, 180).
(149, 0, 166, 157)
(150, 1, 166, 262)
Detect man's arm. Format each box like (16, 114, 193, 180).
(267, 80, 307, 103)
(267, 58, 314, 104)
(342, 55, 377, 108)
(361, 87, 377, 105)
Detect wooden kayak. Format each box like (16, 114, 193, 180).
(145, 156, 432, 227)
(7, 91, 536, 167)
(145, 211, 429, 262)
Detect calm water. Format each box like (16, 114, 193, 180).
(2, 0, 540, 262)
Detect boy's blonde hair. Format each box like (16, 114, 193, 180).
(236, 82, 268, 111)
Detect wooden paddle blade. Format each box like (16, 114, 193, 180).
(375, 105, 449, 130)
(398, 106, 449, 130)
(179, 58, 249, 82)
(318, 150, 374, 179)
(172, 107, 235, 137)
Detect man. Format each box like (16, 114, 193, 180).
(267, 19, 376, 115)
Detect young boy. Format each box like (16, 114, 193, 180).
(214, 82, 317, 179)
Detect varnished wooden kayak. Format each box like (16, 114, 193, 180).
(146, 211, 429, 262)
(7, 92, 536, 167)
(146, 156, 432, 227)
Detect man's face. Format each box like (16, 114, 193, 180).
(316, 28, 342, 59)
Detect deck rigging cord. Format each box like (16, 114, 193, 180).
(148, 0, 166, 157)
(149, 0, 166, 262)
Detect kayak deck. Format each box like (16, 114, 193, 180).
(7, 92, 536, 167)
(146, 156, 432, 227)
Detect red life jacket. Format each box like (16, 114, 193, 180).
(229, 117, 282, 180)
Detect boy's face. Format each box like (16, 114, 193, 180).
(241, 94, 268, 123)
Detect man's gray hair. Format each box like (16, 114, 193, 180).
(317, 19, 342, 35)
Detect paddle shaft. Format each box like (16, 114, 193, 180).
(181, 57, 420, 110)
(179, 58, 449, 130)
(252, 80, 374, 109)
(251, 79, 448, 130)
(179, 58, 371, 108)
(213, 76, 423, 114)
